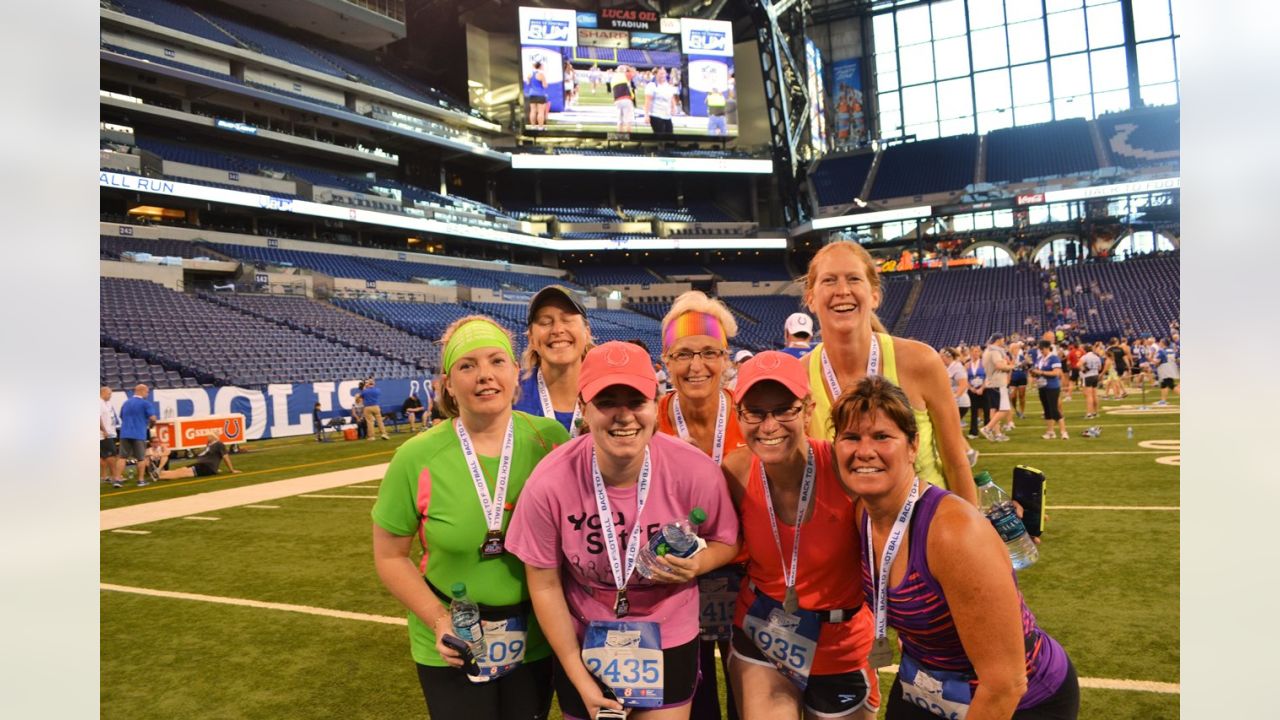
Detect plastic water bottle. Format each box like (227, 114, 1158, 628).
(449, 582, 486, 660)
(1127, 426, 1134, 440)
(975, 472, 1038, 571)
(636, 507, 708, 579)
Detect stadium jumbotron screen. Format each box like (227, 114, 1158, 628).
(518, 6, 736, 138)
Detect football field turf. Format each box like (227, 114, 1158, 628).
(101, 391, 1180, 719)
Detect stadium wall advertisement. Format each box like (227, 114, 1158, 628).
(830, 58, 867, 150)
(110, 377, 432, 440)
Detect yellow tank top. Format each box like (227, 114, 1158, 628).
(805, 334, 947, 489)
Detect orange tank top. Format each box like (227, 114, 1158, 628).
(655, 389, 745, 461)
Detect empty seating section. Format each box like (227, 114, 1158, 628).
(876, 276, 913, 330)
(101, 278, 416, 386)
(1096, 107, 1179, 169)
(203, 293, 437, 367)
(109, 0, 239, 46)
(100, 44, 236, 81)
(900, 266, 1046, 348)
(332, 299, 494, 352)
(571, 265, 660, 287)
(207, 243, 406, 282)
(707, 262, 792, 282)
(870, 135, 977, 200)
(985, 120, 1097, 182)
(720, 295, 812, 351)
(811, 152, 875, 206)
(1054, 254, 1179, 339)
(585, 309, 663, 351)
(198, 13, 347, 78)
(101, 236, 232, 261)
(659, 264, 712, 278)
(101, 346, 199, 390)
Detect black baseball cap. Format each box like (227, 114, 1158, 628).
(987, 332, 1005, 344)
(527, 285, 587, 325)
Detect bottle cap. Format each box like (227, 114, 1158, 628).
(974, 470, 993, 486)
(451, 582, 467, 598)
(689, 507, 707, 524)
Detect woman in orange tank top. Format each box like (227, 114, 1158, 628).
(722, 351, 879, 720)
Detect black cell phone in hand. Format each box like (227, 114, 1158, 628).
(1012, 465, 1047, 537)
(441, 634, 480, 675)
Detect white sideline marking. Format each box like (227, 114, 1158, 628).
(106, 582, 1175, 695)
(245, 505, 279, 509)
(183, 516, 220, 521)
(1047, 505, 1179, 511)
(110, 529, 150, 535)
(299, 494, 379, 499)
(874, 665, 1177, 694)
(100, 583, 406, 626)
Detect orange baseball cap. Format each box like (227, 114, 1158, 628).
(578, 341, 658, 402)
(732, 350, 810, 403)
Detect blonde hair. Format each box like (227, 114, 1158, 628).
(659, 290, 739, 352)
(521, 315, 594, 379)
(437, 315, 518, 418)
(801, 241, 887, 334)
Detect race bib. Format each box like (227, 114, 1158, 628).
(740, 588, 820, 690)
(898, 652, 974, 720)
(581, 621, 664, 708)
(473, 617, 527, 681)
(698, 568, 741, 641)
(970, 376, 984, 390)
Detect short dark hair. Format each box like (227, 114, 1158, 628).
(829, 376, 918, 443)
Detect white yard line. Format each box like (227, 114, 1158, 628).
(103, 583, 1178, 694)
(110, 529, 150, 535)
(299, 494, 379, 500)
(244, 505, 279, 509)
(183, 516, 221, 521)
(100, 463, 388, 531)
(1048, 505, 1179, 511)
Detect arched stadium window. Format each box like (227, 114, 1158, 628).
(965, 243, 1014, 268)
(1034, 236, 1085, 267)
(1112, 231, 1176, 260)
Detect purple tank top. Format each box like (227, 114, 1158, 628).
(861, 485, 1070, 708)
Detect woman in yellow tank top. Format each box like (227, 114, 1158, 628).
(800, 241, 977, 505)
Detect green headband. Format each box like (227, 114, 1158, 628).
(443, 320, 514, 373)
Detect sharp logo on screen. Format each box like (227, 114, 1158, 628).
(526, 18, 570, 42)
(687, 29, 727, 52)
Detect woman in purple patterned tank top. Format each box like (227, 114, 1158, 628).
(829, 377, 1079, 720)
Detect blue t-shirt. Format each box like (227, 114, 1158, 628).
(1037, 354, 1062, 390)
(513, 372, 575, 434)
(361, 386, 382, 409)
(779, 345, 811, 360)
(119, 395, 156, 441)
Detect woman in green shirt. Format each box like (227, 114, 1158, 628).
(373, 315, 570, 719)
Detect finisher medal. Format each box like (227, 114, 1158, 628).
(783, 586, 799, 615)
(868, 636, 895, 668)
(481, 529, 505, 558)
(614, 589, 630, 618)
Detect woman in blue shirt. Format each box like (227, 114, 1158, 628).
(1029, 340, 1067, 440)
(965, 345, 987, 440)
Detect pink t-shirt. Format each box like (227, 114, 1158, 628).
(506, 432, 739, 648)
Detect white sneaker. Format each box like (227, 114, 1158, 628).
(1061, 432, 1070, 440)
(980, 427, 995, 441)
(995, 434, 1011, 442)
(965, 447, 980, 467)
(1003, 423, 1015, 432)
(1042, 431, 1057, 440)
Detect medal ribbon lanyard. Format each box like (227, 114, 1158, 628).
(865, 479, 921, 647)
(759, 445, 816, 610)
(537, 369, 582, 437)
(821, 333, 880, 401)
(591, 446, 652, 611)
(672, 391, 727, 465)
(455, 417, 516, 537)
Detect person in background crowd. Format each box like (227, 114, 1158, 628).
(941, 348, 969, 430)
(152, 435, 240, 481)
(403, 393, 426, 432)
(1008, 341, 1029, 421)
(525, 60, 548, 129)
(352, 392, 368, 439)
(1064, 342, 1085, 403)
(722, 351, 880, 720)
(507, 341, 740, 720)
(644, 67, 676, 135)
(1080, 342, 1103, 419)
(363, 378, 390, 440)
(965, 345, 988, 440)
(100, 385, 124, 488)
(1153, 338, 1179, 405)
(313, 401, 330, 442)
(799, 241, 976, 505)
(611, 64, 635, 133)
(657, 291, 748, 720)
(780, 312, 815, 359)
(119, 383, 157, 487)
(1030, 340, 1067, 440)
(725, 349, 754, 392)
(834, 377, 1079, 720)
(516, 286, 593, 437)
(707, 87, 728, 135)
(980, 334, 1014, 442)
(1104, 338, 1128, 400)
(373, 316, 570, 720)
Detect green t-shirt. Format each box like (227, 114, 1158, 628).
(372, 411, 570, 666)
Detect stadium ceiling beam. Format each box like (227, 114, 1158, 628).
(750, 0, 812, 227)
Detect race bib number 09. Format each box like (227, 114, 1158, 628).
(474, 617, 528, 680)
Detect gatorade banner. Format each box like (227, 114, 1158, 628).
(830, 58, 866, 150)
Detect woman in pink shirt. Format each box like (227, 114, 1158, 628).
(506, 341, 741, 720)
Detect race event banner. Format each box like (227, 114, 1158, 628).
(107, 376, 434, 440)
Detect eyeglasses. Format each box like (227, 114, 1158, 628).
(667, 349, 726, 364)
(737, 403, 805, 425)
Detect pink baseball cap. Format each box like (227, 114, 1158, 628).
(732, 350, 810, 404)
(579, 341, 658, 402)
